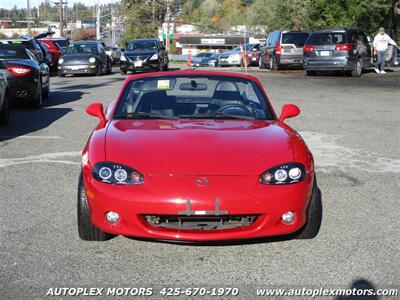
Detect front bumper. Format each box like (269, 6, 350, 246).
(58, 64, 98, 75)
(218, 57, 241, 66)
(304, 57, 356, 71)
(120, 59, 160, 72)
(83, 172, 314, 241)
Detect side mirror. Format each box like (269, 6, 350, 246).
(278, 104, 300, 122)
(86, 102, 106, 125)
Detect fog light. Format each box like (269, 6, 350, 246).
(281, 211, 295, 224)
(106, 211, 120, 224)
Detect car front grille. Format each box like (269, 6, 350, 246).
(143, 214, 258, 230)
(128, 55, 149, 61)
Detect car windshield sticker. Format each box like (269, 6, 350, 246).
(157, 80, 169, 89)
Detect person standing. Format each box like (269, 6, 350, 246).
(373, 27, 398, 74)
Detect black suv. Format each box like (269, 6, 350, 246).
(120, 39, 169, 74)
(303, 28, 373, 76)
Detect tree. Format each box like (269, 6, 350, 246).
(121, 0, 167, 47)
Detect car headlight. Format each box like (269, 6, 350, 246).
(58, 58, 64, 64)
(92, 162, 144, 185)
(89, 57, 96, 63)
(150, 53, 158, 60)
(260, 163, 306, 184)
(120, 54, 127, 62)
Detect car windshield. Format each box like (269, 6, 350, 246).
(232, 44, 253, 52)
(66, 43, 97, 54)
(127, 40, 157, 50)
(307, 32, 346, 45)
(114, 75, 272, 120)
(282, 32, 309, 46)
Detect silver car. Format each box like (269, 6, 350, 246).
(259, 30, 310, 70)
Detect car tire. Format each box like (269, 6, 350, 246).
(351, 59, 362, 77)
(106, 61, 112, 75)
(306, 70, 317, 76)
(120, 69, 127, 75)
(296, 176, 322, 239)
(0, 91, 10, 125)
(96, 64, 102, 76)
(77, 173, 115, 241)
(42, 83, 50, 99)
(33, 82, 43, 108)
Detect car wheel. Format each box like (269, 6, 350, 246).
(77, 172, 115, 241)
(33, 82, 43, 108)
(306, 70, 317, 76)
(351, 59, 362, 77)
(42, 82, 50, 99)
(120, 69, 127, 75)
(106, 61, 112, 75)
(0, 91, 10, 125)
(96, 64, 102, 76)
(296, 176, 322, 239)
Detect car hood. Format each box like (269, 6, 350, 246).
(220, 50, 240, 56)
(104, 120, 293, 176)
(62, 53, 96, 61)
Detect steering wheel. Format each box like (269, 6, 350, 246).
(216, 104, 253, 116)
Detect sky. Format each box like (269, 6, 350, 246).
(0, 0, 114, 10)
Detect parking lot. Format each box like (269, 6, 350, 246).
(1, 66, 399, 298)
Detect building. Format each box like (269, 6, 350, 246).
(176, 35, 255, 55)
(0, 19, 13, 29)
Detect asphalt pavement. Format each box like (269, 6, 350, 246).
(1, 65, 399, 299)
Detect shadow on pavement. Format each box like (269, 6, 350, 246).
(0, 107, 72, 142)
(336, 278, 379, 300)
(43, 90, 86, 108)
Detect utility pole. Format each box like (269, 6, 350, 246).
(27, 0, 32, 38)
(96, 4, 100, 41)
(165, 0, 170, 51)
(111, 3, 115, 46)
(54, 1, 66, 37)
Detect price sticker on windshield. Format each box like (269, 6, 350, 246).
(157, 80, 170, 89)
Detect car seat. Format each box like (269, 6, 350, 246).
(137, 90, 175, 116)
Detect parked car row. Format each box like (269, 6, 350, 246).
(190, 28, 398, 77)
(0, 42, 51, 124)
(0, 33, 70, 125)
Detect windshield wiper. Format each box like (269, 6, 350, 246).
(113, 112, 178, 120)
(181, 112, 255, 120)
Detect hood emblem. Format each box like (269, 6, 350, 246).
(195, 177, 209, 187)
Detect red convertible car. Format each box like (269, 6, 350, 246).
(79, 70, 321, 242)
